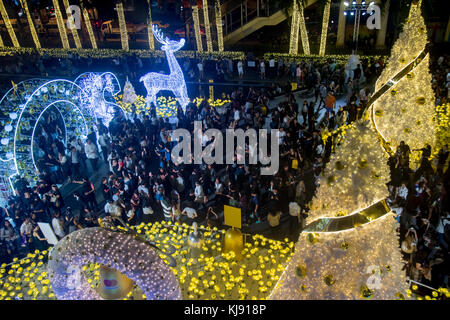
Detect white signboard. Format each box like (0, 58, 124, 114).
(248, 61, 256, 67)
(38, 222, 59, 246)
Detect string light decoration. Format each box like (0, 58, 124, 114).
(215, 0, 224, 52)
(289, 0, 300, 55)
(202, 0, 213, 52)
(319, 0, 331, 56)
(269, 213, 409, 300)
(80, 0, 97, 49)
(298, 1, 310, 55)
(371, 54, 436, 163)
(0, 221, 296, 300)
(192, 5, 203, 52)
(306, 120, 390, 223)
(0, 0, 20, 47)
(0, 79, 94, 194)
(371, 2, 436, 163)
(0, 47, 245, 59)
(432, 103, 450, 160)
(140, 25, 189, 112)
(47, 227, 182, 300)
(19, 0, 41, 49)
(116, 2, 129, 51)
(146, 0, 155, 50)
(74, 72, 123, 128)
(52, 0, 70, 48)
(0, 30, 4, 46)
(63, 0, 82, 48)
(375, 2, 426, 91)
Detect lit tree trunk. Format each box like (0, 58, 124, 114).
(19, 0, 41, 48)
(202, 0, 213, 51)
(116, 1, 129, 51)
(319, 0, 331, 55)
(51, 0, 70, 48)
(147, 0, 154, 50)
(298, 1, 310, 54)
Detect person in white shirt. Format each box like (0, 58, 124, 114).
(237, 60, 244, 79)
(260, 60, 265, 79)
(51, 212, 65, 240)
(396, 183, 408, 206)
(182, 207, 198, 220)
(84, 138, 99, 172)
(193, 181, 205, 204)
(20, 217, 33, 246)
(197, 60, 204, 79)
(98, 131, 110, 162)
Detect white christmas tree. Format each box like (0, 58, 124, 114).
(122, 77, 138, 105)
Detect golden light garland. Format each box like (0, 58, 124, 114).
(202, 0, 213, 52)
(63, 0, 82, 49)
(192, 5, 203, 52)
(52, 0, 70, 48)
(80, 0, 97, 49)
(432, 103, 450, 160)
(19, 0, 40, 49)
(319, 0, 331, 56)
(146, 0, 155, 50)
(270, 213, 409, 300)
(0, 47, 245, 59)
(0, 0, 20, 47)
(289, 0, 300, 55)
(263, 53, 387, 63)
(0, 30, 4, 47)
(215, 0, 224, 52)
(298, 1, 310, 55)
(116, 2, 129, 51)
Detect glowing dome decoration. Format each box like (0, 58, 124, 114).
(47, 227, 182, 300)
(74, 72, 123, 127)
(140, 25, 189, 112)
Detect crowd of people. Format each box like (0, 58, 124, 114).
(0, 51, 448, 296)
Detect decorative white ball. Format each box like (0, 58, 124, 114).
(1, 138, 8, 145)
(5, 124, 13, 132)
(6, 152, 13, 159)
(9, 112, 17, 120)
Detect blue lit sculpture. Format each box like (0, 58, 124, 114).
(74, 72, 123, 128)
(140, 25, 189, 112)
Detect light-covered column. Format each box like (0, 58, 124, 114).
(202, 0, 213, 51)
(147, 0, 155, 50)
(192, 5, 203, 52)
(116, 1, 129, 51)
(336, 0, 347, 48)
(376, 0, 390, 48)
(0, 0, 20, 47)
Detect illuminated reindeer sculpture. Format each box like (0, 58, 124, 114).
(140, 25, 189, 112)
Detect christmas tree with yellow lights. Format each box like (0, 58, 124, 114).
(307, 120, 390, 223)
(270, 1, 437, 300)
(372, 0, 436, 162)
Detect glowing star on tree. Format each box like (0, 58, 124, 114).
(140, 25, 189, 112)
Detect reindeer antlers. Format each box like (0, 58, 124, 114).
(152, 24, 169, 45)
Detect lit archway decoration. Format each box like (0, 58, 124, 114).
(47, 227, 182, 300)
(0, 78, 97, 200)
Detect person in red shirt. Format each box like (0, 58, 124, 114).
(324, 91, 336, 115)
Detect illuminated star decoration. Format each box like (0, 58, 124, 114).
(140, 25, 189, 113)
